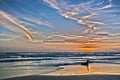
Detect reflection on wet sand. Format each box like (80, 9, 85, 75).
(47, 63, 120, 75)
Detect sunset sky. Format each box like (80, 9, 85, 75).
(0, 0, 120, 52)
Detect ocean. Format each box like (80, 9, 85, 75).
(0, 52, 120, 79)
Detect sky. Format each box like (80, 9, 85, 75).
(0, 0, 120, 52)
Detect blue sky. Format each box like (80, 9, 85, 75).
(0, 0, 120, 52)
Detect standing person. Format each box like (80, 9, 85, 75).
(81, 59, 90, 71)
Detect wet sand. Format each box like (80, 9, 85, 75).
(2, 63, 120, 80)
(47, 63, 120, 75)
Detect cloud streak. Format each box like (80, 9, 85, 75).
(77, 13, 104, 34)
(44, 0, 60, 10)
(0, 33, 19, 41)
(18, 15, 53, 29)
(0, 10, 33, 41)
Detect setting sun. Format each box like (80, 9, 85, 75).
(83, 47, 92, 53)
(79, 42, 102, 52)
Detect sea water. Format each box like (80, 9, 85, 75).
(0, 52, 120, 79)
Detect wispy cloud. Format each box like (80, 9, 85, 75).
(0, 10, 33, 41)
(61, 8, 79, 20)
(43, 0, 60, 10)
(44, 0, 103, 34)
(0, 38, 16, 41)
(0, 33, 20, 41)
(43, 0, 120, 52)
(44, 32, 120, 43)
(44, 33, 87, 43)
(43, 0, 116, 37)
(18, 15, 53, 29)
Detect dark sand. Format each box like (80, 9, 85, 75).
(3, 75, 120, 80)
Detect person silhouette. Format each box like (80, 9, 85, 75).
(81, 59, 90, 71)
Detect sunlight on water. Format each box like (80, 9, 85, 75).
(0, 52, 120, 79)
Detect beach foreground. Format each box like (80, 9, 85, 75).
(47, 63, 120, 75)
(1, 63, 120, 80)
(3, 63, 120, 80)
(3, 75, 120, 80)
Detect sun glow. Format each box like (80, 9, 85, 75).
(83, 47, 92, 53)
(80, 42, 102, 53)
